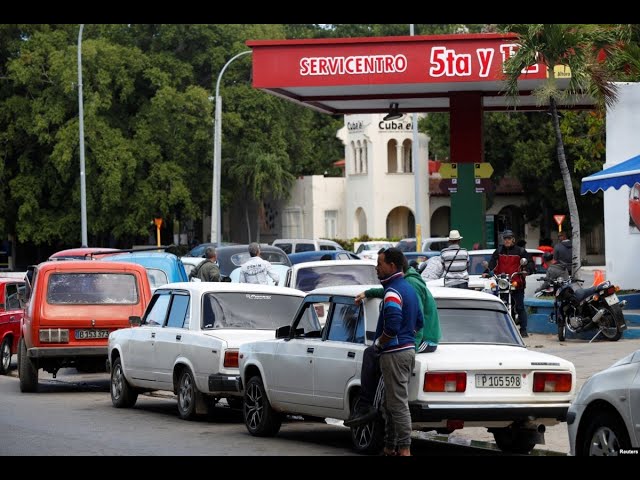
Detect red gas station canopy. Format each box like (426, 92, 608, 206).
(247, 33, 594, 114)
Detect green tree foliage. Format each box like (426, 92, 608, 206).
(502, 24, 627, 273)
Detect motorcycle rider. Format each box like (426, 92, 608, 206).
(535, 252, 570, 293)
(554, 231, 573, 274)
(485, 230, 534, 337)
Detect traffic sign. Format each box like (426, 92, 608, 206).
(474, 178, 493, 193)
(439, 163, 458, 179)
(553, 215, 565, 226)
(440, 178, 458, 193)
(474, 162, 494, 178)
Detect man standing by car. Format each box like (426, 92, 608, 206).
(486, 230, 533, 337)
(371, 247, 423, 456)
(439, 230, 469, 288)
(189, 247, 220, 282)
(239, 242, 280, 285)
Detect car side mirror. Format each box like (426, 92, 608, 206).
(221, 276, 232, 283)
(129, 315, 142, 327)
(275, 325, 291, 339)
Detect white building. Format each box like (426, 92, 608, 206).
(277, 113, 543, 249)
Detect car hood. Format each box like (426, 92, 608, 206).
(422, 344, 575, 372)
(200, 329, 276, 348)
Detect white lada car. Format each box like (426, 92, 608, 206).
(107, 282, 305, 419)
(239, 285, 576, 454)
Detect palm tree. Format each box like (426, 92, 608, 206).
(228, 144, 295, 242)
(501, 24, 626, 275)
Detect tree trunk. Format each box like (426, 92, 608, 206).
(244, 203, 251, 243)
(549, 97, 581, 276)
(255, 204, 261, 243)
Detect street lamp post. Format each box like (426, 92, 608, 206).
(410, 24, 429, 251)
(78, 24, 88, 247)
(211, 50, 252, 245)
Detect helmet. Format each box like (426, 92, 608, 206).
(502, 229, 515, 239)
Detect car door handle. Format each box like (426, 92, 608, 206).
(176, 334, 181, 341)
(347, 351, 355, 358)
(307, 347, 314, 354)
(151, 332, 156, 338)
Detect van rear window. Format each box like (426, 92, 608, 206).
(47, 273, 139, 304)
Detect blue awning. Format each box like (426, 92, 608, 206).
(581, 154, 640, 194)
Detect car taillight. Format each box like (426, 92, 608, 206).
(223, 350, 239, 368)
(424, 372, 466, 392)
(39, 328, 69, 343)
(532, 372, 572, 392)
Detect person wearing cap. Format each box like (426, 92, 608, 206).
(487, 230, 533, 337)
(438, 230, 470, 289)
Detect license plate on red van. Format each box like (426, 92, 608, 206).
(75, 329, 109, 340)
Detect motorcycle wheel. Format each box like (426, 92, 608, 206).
(600, 305, 624, 341)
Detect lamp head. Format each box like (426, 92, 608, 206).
(383, 102, 403, 121)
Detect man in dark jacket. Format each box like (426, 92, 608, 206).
(553, 231, 573, 274)
(188, 247, 220, 282)
(486, 230, 533, 337)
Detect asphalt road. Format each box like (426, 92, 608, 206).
(3, 332, 637, 457)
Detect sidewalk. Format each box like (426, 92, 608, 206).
(434, 332, 640, 455)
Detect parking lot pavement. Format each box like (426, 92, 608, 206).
(438, 333, 640, 455)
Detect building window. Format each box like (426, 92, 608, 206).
(351, 141, 357, 174)
(403, 139, 413, 173)
(387, 139, 398, 173)
(325, 210, 338, 239)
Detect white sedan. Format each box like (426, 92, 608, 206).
(239, 285, 576, 454)
(567, 349, 640, 455)
(108, 282, 305, 419)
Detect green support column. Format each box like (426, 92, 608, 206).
(450, 163, 485, 250)
(449, 92, 486, 250)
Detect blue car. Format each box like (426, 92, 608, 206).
(288, 250, 361, 265)
(103, 251, 188, 289)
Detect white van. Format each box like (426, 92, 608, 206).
(272, 238, 344, 254)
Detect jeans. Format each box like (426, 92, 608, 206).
(358, 345, 381, 409)
(513, 289, 527, 330)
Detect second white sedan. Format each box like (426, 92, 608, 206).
(108, 282, 305, 419)
(239, 285, 576, 454)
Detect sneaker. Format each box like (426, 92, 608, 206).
(343, 406, 378, 427)
(520, 329, 529, 338)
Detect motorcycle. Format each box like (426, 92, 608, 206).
(535, 276, 628, 342)
(483, 258, 528, 325)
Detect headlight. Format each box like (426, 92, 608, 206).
(497, 278, 510, 290)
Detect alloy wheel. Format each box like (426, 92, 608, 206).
(245, 382, 264, 431)
(111, 364, 124, 401)
(589, 426, 620, 456)
(179, 373, 194, 413)
(1, 341, 10, 372)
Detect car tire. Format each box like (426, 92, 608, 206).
(0, 337, 12, 375)
(110, 357, 138, 408)
(493, 427, 536, 455)
(18, 338, 38, 393)
(580, 411, 631, 456)
(349, 396, 384, 454)
(177, 368, 198, 420)
(243, 376, 282, 437)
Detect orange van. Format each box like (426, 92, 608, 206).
(19, 260, 152, 392)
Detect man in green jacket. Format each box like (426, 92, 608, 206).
(345, 258, 441, 429)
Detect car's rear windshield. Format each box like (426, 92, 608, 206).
(436, 299, 522, 345)
(202, 292, 303, 330)
(47, 273, 139, 304)
(294, 265, 378, 292)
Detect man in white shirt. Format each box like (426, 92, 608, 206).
(238, 242, 280, 285)
(439, 230, 469, 288)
